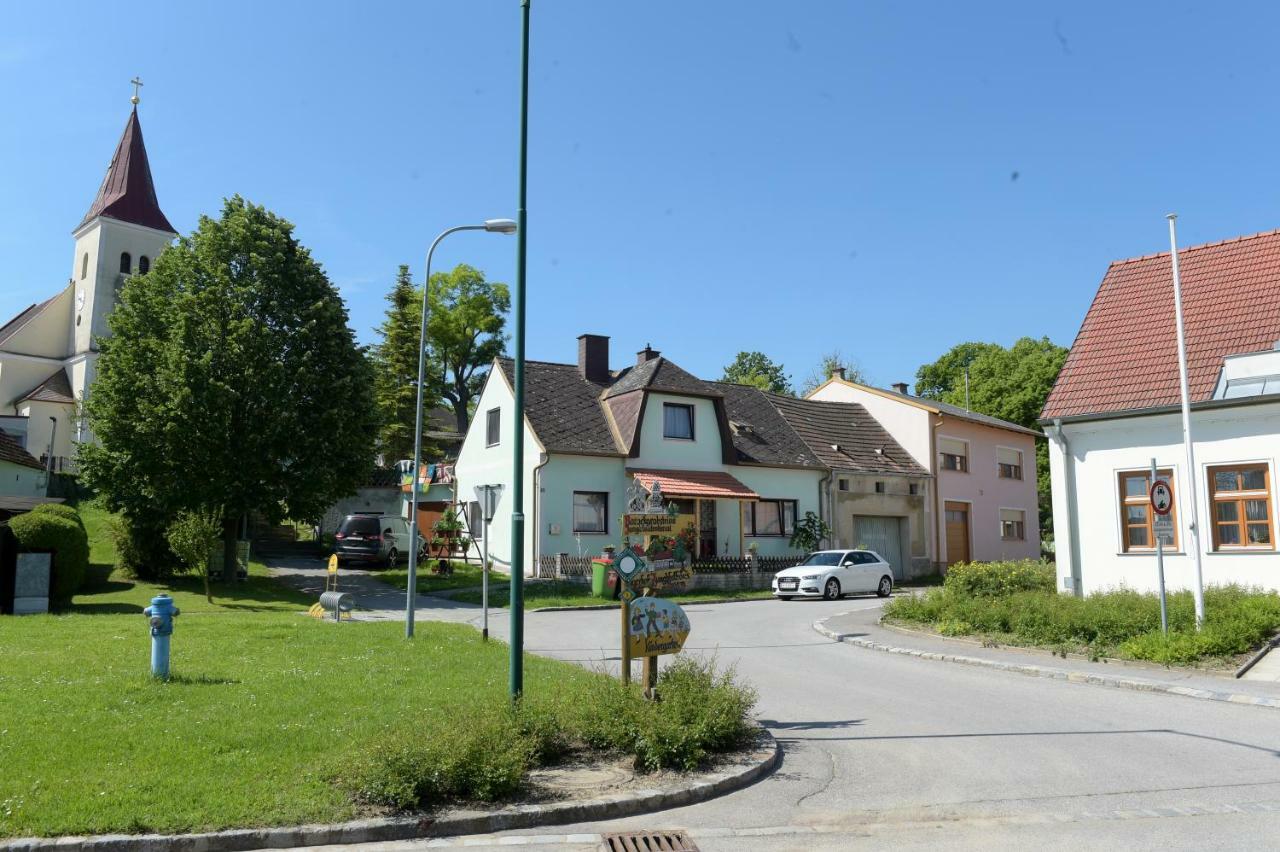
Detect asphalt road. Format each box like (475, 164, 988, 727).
(302, 587, 1280, 851)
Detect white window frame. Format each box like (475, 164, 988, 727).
(571, 490, 609, 535)
(1112, 463, 1182, 556)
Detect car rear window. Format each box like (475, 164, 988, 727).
(339, 516, 380, 536)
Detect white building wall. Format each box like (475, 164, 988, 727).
(1052, 400, 1280, 595)
(452, 367, 548, 576)
(0, 460, 45, 498)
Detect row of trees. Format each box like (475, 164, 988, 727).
(81, 197, 510, 582)
(718, 338, 1068, 534)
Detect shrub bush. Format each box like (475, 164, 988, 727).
(884, 579, 1280, 665)
(349, 657, 759, 810)
(9, 511, 90, 603)
(29, 503, 85, 529)
(943, 560, 1056, 597)
(112, 511, 181, 581)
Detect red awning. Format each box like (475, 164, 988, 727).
(628, 468, 759, 500)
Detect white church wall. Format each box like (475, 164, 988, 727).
(1, 286, 73, 360)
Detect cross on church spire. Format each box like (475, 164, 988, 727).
(130, 76, 143, 106)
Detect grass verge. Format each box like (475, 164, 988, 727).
(451, 581, 776, 609)
(884, 560, 1280, 666)
(381, 561, 511, 596)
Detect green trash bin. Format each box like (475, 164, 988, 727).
(591, 558, 611, 598)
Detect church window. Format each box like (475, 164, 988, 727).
(139, 255, 150, 273)
(119, 252, 132, 274)
(81, 253, 88, 280)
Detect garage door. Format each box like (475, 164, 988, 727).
(854, 516, 904, 580)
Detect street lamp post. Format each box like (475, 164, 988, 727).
(406, 218, 517, 640)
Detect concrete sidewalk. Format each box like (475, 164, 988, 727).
(816, 605, 1280, 710)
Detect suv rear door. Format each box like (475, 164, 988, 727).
(337, 516, 381, 556)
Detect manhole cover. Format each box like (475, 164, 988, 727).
(600, 830, 699, 852)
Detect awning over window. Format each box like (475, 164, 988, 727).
(628, 468, 760, 500)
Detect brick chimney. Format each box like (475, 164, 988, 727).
(577, 334, 610, 382)
(636, 344, 661, 365)
(892, 382, 909, 395)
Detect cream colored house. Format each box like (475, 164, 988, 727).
(0, 101, 176, 474)
(809, 373, 1042, 567)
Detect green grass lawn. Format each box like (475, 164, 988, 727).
(452, 581, 776, 609)
(381, 561, 510, 596)
(0, 611, 600, 838)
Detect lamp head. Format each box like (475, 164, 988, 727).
(484, 218, 518, 234)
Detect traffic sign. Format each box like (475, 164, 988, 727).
(474, 484, 504, 523)
(1150, 479, 1173, 516)
(327, 553, 338, 574)
(614, 546, 646, 581)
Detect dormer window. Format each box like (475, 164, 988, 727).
(663, 403, 695, 440)
(119, 252, 132, 274)
(139, 256, 150, 274)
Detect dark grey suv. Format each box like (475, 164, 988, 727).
(333, 514, 423, 567)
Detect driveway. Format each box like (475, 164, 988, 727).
(274, 562, 1280, 850)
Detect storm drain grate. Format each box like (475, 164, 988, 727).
(600, 830, 700, 852)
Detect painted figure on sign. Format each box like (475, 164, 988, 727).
(645, 603, 660, 637)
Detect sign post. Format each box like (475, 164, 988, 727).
(614, 546, 647, 685)
(1150, 459, 1172, 634)
(474, 484, 504, 642)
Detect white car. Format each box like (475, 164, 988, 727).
(772, 549, 894, 600)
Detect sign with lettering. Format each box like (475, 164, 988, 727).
(327, 553, 339, 574)
(637, 559, 693, 594)
(627, 596, 691, 657)
(624, 513, 676, 535)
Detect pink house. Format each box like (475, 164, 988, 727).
(809, 374, 1042, 567)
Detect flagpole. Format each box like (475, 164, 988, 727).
(1167, 214, 1205, 628)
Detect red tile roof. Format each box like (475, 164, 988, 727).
(628, 468, 759, 500)
(78, 107, 175, 234)
(1041, 228, 1280, 420)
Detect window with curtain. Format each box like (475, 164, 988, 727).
(997, 446, 1023, 480)
(743, 499, 797, 536)
(1209, 464, 1273, 549)
(1117, 469, 1176, 551)
(663, 403, 695, 440)
(1000, 508, 1026, 541)
(573, 491, 608, 533)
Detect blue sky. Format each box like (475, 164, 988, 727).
(4, 1, 1279, 389)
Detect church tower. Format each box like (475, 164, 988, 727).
(69, 87, 176, 361)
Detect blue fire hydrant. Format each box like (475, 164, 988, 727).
(143, 594, 179, 678)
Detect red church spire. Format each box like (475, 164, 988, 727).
(77, 93, 175, 235)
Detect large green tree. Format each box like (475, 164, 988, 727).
(371, 265, 437, 464)
(80, 196, 377, 579)
(721, 351, 793, 395)
(425, 264, 509, 436)
(914, 337, 1068, 535)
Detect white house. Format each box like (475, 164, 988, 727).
(0, 99, 176, 474)
(1042, 228, 1280, 595)
(809, 373, 1042, 567)
(453, 335, 930, 578)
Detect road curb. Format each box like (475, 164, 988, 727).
(813, 615, 1280, 711)
(532, 596, 773, 613)
(1, 732, 779, 852)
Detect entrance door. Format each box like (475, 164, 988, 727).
(854, 516, 904, 580)
(945, 501, 970, 565)
(698, 499, 717, 557)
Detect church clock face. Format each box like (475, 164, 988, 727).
(76, 290, 86, 311)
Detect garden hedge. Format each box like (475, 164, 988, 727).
(9, 510, 90, 603)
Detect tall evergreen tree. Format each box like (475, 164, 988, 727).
(372, 265, 436, 464)
(80, 196, 377, 580)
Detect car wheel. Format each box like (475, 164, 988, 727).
(385, 547, 399, 568)
(877, 575, 893, 597)
(823, 578, 841, 600)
